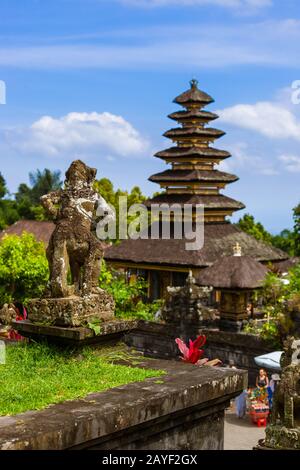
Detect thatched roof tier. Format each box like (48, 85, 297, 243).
(168, 109, 218, 123)
(154, 146, 231, 161)
(144, 193, 245, 211)
(174, 80, 214, 107)
(195, 255, 269, 290)
(149, 169, 238, 184)
(164, 127, 225, 140)
(105, 223, 288, 269)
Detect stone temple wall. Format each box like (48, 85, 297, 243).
(124, 321, 273, 386)
(0, 359, 246, 450)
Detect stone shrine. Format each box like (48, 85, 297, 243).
(161, 271, 217, 325)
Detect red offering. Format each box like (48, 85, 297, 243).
(249, 402, 269, 427)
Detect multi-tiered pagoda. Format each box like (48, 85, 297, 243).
(147, 79, 244, 223)
(105, 80, 287, 300)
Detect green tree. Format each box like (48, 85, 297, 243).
(0, 201, 20, 230)
(237, 212, 300, 256)
(29, 169, 62, 205)
(0, 172, 7, 199)
(94, 177, 147, 242)
(0, 173, 19, 230)
(0, 233, 49, 305)
(15, 169, 62, 220)
(237, 213, 273, 244)
(293, 203, 300, 256)
(272, 229, 295, 256)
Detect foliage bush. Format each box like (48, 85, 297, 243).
(99, 260, 161, 321)
(0, 233, 48, 305)
(244, 265, 300, 347)
(0, 233, 159, 323)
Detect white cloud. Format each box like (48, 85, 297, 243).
(4, 111, 150, 159)
(219, 141, 278, 175)
(0, 19, 299, 69)
(218, 101, 300, 141)
(278, 154, 300, 173)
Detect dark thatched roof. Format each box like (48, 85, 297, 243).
(149, 169, 238, 184)
(154, 146, 231, 161)
(168, 110, 218, 122)
(164, 127, 225, 140)
(0, 220, 55, 245)
(105, 223, 288, 268)
(272, 257, 300, 274)
(174, 82, 214, 106)
(144, 193, 245, 211)
(0, 220, 111, 253)
(195, 255, 269, 289)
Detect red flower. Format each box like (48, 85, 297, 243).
(15, 305, 27, 322)
(175, 335, 207, 364)
(8, 329, 23, 341)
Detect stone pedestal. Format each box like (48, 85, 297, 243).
(262, 338, 300, 450)
(264, 425, 300, 450)
(12, 319, 137, 345)
(27, 290, 114, 327)
(219, 318, 246, 333)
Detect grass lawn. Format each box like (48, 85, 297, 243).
(0, 342, 164, 416)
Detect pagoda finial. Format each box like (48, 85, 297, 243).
(233, 242, 242, 257)
(189, 78, 198, 89)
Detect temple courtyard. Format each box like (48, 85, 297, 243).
(0, 81, 299, 452)
(224, 408, 265, 451)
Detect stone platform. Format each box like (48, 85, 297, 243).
(13, 319, 273, 384)
(27, 291, 114, 327)
(12, 319, 137, 345)
(0, 359, 246, 450)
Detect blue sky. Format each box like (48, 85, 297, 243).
(0, 0, 300, 233)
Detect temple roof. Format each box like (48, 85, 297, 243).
(154, 146, 231, 160)
(149, 169, 238, 184)
(144, 193, 245, 211)
(0, 220, 55, 245)
(195, 255, 269, 289)
(105, 223, 288, 268)
(164, 127, 225, 140)
(174, 79, 214, 107)
(272, 257, 300, 274)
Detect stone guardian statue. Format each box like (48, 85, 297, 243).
(27, 160, 115, 327)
